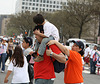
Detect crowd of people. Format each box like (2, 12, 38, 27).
(0, 14, 100, 84)
(0, 38, 14, 73)
(84, 44, 100, 75)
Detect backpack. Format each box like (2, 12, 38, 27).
(51, 57, 65, 73)
(47, 45, 65, 73)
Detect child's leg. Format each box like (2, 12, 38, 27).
(34, 39, 40, 52)
(38, 36, 54, 56)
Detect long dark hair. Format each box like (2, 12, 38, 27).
(11, 46, 24, 67)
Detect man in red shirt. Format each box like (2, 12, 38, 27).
(33, 30, 66, 84)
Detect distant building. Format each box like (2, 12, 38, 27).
(0, 15, 9, 35)
(1, 18, 10, 35)
(15, 0, 67, 13)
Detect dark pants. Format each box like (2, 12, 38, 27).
(90, 58, 97, 74)
(29, 64, 34, 84)
(29, 79, 33, 84)
(0, 53, 7, 71)
(93, 61, 97, 73)
(5, 50, 12, 62)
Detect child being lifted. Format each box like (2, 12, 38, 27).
(33, 14, 59, 62)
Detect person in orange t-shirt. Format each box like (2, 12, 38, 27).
(47, 40, 84, 84)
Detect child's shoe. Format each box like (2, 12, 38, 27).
(32, 52, 38, 58)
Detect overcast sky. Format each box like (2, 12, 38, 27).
(0, 0, 17, 15)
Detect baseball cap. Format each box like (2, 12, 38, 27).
(72, 40, 84, 50)
(23, 37, 33, 46)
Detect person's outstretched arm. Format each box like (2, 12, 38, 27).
(4, 70, 12, 83)
(46, 48, 66, 63)
(47, 40, 70, 56)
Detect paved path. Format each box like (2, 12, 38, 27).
(0, 64, 100, 84)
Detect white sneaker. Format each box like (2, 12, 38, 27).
(1, 70, 4, 73)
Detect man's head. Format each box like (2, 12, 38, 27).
(72, 40, 84, 56)
(9, 38, 13, 42)
(86, 44, 89, 48)
(33, 25, 44, 33)
(33, 14, 44, 25)
(94, 45, 97, 50)
(22, 37, 33, 49)
(35, 33, 43, 43)
(33, 25, 44, 43)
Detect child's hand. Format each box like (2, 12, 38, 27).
(46, 48, 53, 56)
(47, 40, 56, 46)
(33, 29, 40, 35)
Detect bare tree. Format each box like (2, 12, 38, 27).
(7, 11, 37, 36)
(63, 0, 96, 38)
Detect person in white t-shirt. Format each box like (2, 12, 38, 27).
(22, 37, 34, 84)
(0, 38, 8, 72)
(90, 45, 98, 74)
(4, 46, 29, 84)
(84, 44, 91, 66)
(32, 14, 59, 62)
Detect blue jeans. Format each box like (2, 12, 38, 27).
(90, 58, 93, 73)
(11, 83, 29, 84)
(35, 36, 54, 56)
(90, 58, 97, 73)
(35, 79, 54, 84)
(0, 53, 7, 71)
(93, 61, 97, 73)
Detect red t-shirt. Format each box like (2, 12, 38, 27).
(34, 44, 61, 79)
(64, 50, 83, 83)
